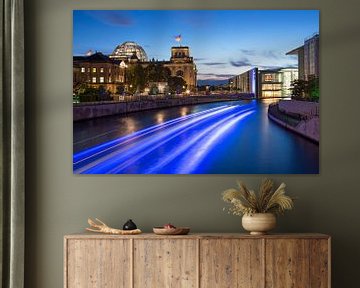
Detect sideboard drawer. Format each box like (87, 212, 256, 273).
(64, 233, 330, 288)
(265, 238, 329, 288)
(134, 239, 198, 288)
(66, 239, 131, 288)
(200, 239, 263, 288)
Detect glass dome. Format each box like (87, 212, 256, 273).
(110, 41, 148, 62)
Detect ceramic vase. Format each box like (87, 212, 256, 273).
(242, 213, 276, 235)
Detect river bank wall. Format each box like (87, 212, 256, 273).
(73, 94, 253, 121)
(268, 100, 320, 143)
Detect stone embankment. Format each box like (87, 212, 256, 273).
(268, 100, 319, 143)
(73, 94, 253, 121)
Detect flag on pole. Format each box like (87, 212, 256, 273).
(175, 34, 182, 43)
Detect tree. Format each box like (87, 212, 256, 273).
(168, 76, 186, 94)
(73, 83, 88, 95)
(145, 64, 171, 83)
(76, 85, 112, 102)
(116, 84, 125, 95)
(291, 75, 319, 102)
(308, 76, 319, 101)
(291, 79, 307, 99)
(126, 64, 146, 94)
(149, 83, 159, 95)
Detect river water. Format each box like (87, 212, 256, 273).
(73, 100, 319, 174)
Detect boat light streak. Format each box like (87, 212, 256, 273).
(143, 109, 254, 174)
(176, 110, 255, 174)
(74, 105, 243, 173)
(73, 105, 235, 165)
(73, 105, 230, 162)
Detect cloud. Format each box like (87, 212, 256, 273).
(239, 49, 285, 60)
(202, 62, 227, 66)
(239, 49, 256, 56)
(87, 11, 134, 26)
(230, 58, 252, 67)
(194, 58, 207, 61)
(198, 72, 235, 80)
(262, 50, 281, 59)
(258, 65, 282, 70)
(257, 63, 298, 70)
(230, 50, 298, 71)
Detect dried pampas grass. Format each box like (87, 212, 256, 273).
(222, 179, 294, 216)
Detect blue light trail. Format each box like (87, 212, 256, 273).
(175, 111, 254, 174)
(73, 103, 255, 174)
(73, 105, 229, 164)
(73, 100, 319, 174)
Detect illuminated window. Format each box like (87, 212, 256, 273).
(264, 74, 273, 81)
(100, 77, 104, 83)
(100, 68, 104, 73)
(109, 77, 112, 83)
(81, 67, 85, 73)
(262, 91, 282, 97)
(92, 67, 97, 73)
(262, 84, 282, 90)
(92, 77, 96, 83)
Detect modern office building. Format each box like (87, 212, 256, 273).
(280, 68, 299, 95)
(229, 67, 298, 98)
(73, 41, 197, 93)
(229, 68, 258, 96)
(258, 68, 298, 98)
(286, 33, 319, 80)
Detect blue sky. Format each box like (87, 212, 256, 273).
(73, 10, 319, 81)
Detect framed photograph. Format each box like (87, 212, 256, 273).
(73, 10, 319, 174)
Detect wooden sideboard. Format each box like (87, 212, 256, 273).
(64, 233, 330, 288)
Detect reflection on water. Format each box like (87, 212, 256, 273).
(180, 107, 189, 117)
(74, 101, 244, 152)
(73, 100, 319, 174)
(156, 112, 165, 124)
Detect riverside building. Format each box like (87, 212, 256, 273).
(228, 67, 298, 98)
(286, 33, 319, 81)
(73, 41, 197, 94)
(229, 68, 258, 96)
(259, 68, 298, 98)
(73, 52, 124, 94)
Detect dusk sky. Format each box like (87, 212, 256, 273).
(73, 10, 319, 81)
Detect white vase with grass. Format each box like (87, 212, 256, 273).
(222, 179, 294, 235)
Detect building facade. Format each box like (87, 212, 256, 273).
(287, 33, 319, 80)
(258, 68, 298, 98)
(109, 41, 148, 62)
(163, 46, 197, 90)
(73, 42, 197, 94)
(73, 52, 124, 94)
(280, 68, 299, 96)
(229, 68, 258, 95)
(229, 67, 298, 98)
